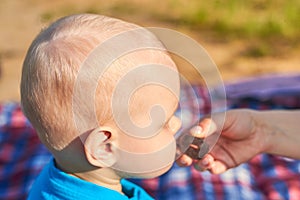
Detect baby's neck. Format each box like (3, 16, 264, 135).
(71, 168, 123, 194)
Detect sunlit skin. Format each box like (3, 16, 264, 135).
(72, 77, 182, 194)
(70, 51, 182, 194)
(114, 84, 181, 178)
(21, 13, 184, 196)
(177, 109, 300, 174)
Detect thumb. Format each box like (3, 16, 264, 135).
(198, 112, 226, 149)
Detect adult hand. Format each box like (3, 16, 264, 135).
(176, 109, 269, 174)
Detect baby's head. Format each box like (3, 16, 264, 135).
(21, 14, 181, 179)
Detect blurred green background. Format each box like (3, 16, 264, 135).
(0, 0, 299, 100)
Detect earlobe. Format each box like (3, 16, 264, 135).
(84, 127, 116, 168)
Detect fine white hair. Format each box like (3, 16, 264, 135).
(20, 14, 172, 150)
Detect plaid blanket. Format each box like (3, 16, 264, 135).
(1, 74, 300, 200)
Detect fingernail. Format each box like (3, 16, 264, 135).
(180, 159, 187, 165)
(190, 125, 203, 137)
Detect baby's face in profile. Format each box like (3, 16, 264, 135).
(106, 52, 182, 178)
(114, 83, 181, 178)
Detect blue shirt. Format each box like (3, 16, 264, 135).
(27, 159, 154, 200)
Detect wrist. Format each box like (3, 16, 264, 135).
(250, 110, 274, 155)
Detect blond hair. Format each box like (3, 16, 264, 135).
(20, 14, 171, 151)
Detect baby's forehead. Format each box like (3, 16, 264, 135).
(119, 74, 179, 124)
(98, 49, 178, 92)
(110, 49, 180, 101)
(112, 83, 179, 137)
(130, 83, 179, 112)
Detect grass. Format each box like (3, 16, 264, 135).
(156, 0, 300, 57)
(164, 0, 300, 41)
(39, 0, 300, 57)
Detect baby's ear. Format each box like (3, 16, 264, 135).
(84, 127, 116, 168)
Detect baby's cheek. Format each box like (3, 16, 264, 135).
(116, 132, 175, 154)
(113, 138, 176, 176)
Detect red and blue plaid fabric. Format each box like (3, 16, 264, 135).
(0, 103, 51, 200)
(1, 74, 300, 200)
